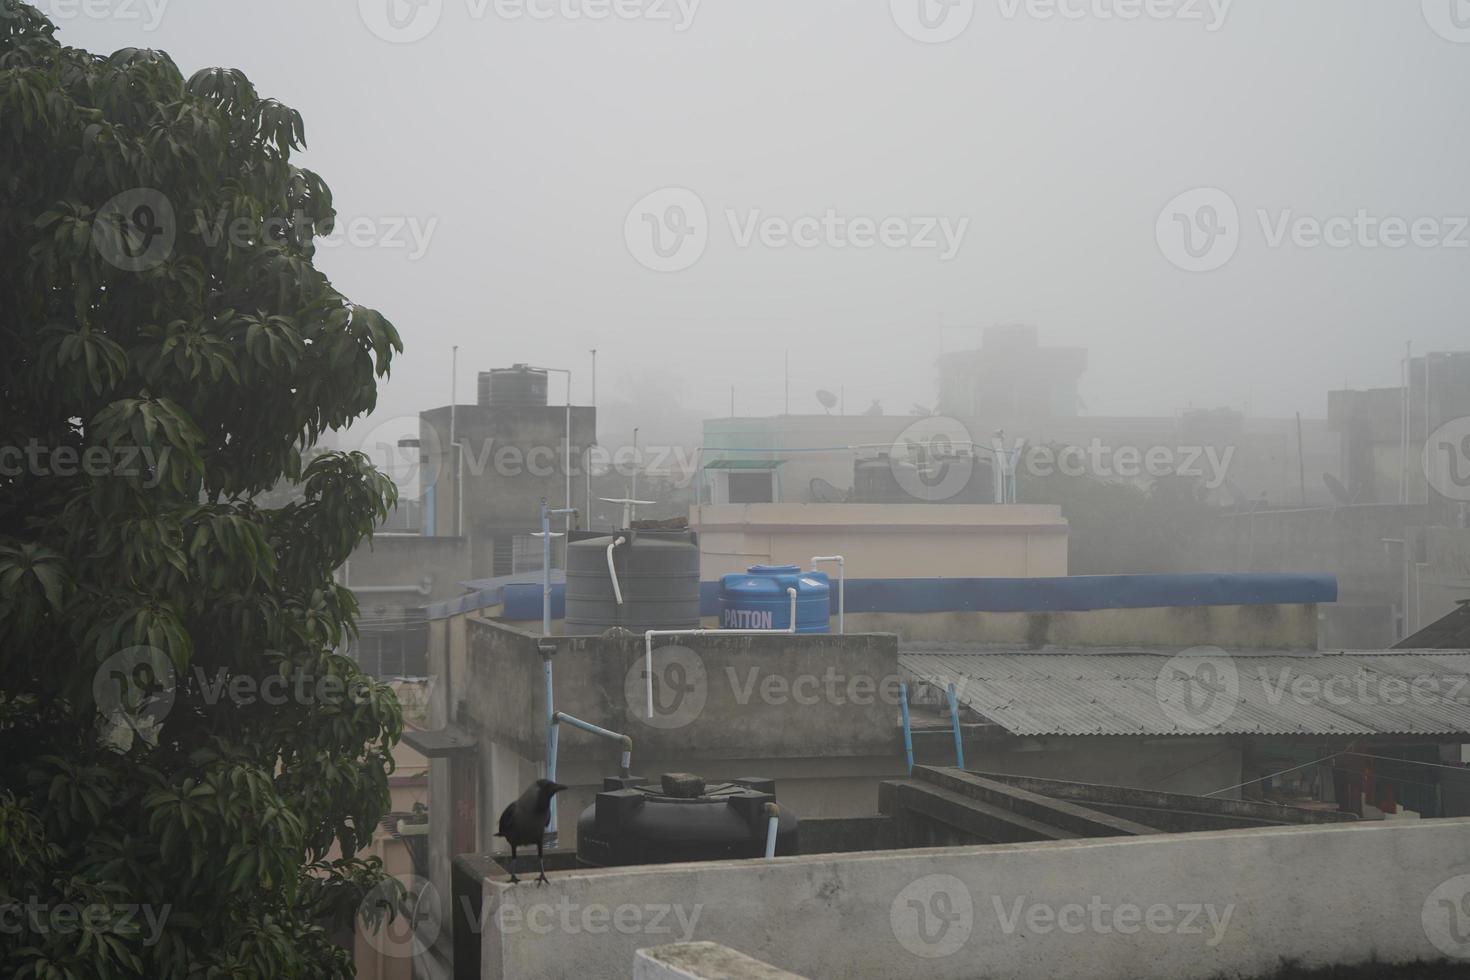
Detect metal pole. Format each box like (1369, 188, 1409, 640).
(541, 500, 552, 636)
(450, 346, 459, 537)
(1400, 342, 1411, 505)
(1296, 412, 1306, 508)
(544, 651, 557, 845)
(1425, 352, 1433, 506)
(631, 427, 639, 510)
(947, 682, 965, 770)
(900, 681, 914, 774)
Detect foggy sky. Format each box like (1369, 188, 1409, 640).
(47, 0, 1470, 450)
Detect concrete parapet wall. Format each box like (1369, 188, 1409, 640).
(633, 943, 808, 980)
(473, 817, 1470, 980)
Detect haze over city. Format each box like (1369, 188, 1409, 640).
(47, 0, 1470, 447)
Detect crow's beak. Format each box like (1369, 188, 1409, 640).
(549, 782, 568, 795)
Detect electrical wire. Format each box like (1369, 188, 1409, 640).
(1203, 752, 1344, 798)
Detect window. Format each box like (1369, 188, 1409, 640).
(727, 470, 776, 504)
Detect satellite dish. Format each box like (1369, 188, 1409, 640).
(1323, 473, 1355, 505)
(816, 390, 838, 414)
(809, 478, 847, 503)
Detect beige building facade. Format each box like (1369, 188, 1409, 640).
(690, 502, 1069, 579)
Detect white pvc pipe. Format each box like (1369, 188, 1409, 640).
(763, 803, 780, 859)
(810, 555, 845, 634)
(643, 588, 797, 717)
(606, 536, 626, 605)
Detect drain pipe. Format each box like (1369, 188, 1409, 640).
(642, 588, 798, 718)
(810, 555, 844, 634)
(540, 643, 558, 845)
(946, 682, 965, 770)
(763, 802, 780, 859)
(537, 500, 578, 636)
(549, 712, 633, 781)
(606, 536, 626, 605)
(899, 681, 914, 774)
(536, 502, 578, 846)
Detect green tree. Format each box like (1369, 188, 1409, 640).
(0, 4, 407, 976)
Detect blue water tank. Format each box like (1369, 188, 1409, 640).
(719, 565, 830, 634)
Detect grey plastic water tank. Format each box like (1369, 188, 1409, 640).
(564, 530, 701, 633)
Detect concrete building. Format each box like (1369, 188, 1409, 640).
(691, 503, 1070, 579)
(937, 324, 1088, 419)
(1328, 350, 1470, 507)
(418, 401, 596, 572)
(701, 410, 1340, 510)
(338, 365, 597, 676)
(448, 815, 1470, 979)
(397, 570, 1354, 978)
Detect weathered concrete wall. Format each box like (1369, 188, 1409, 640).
(344, 533, 470, 603)
(922, 736, 1243, 800)
(474, 818, 1470, 980)
(838, 604, 1318, 650)
(462, 619, 904, 847)
(1418, 526, 1470, 628)
(633, 943, 808, 980)
(421, 404, 596, 546)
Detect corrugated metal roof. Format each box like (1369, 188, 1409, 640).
(1396, 601, 1470, 650)
(898, 649, 1470, 737)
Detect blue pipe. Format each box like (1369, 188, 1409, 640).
(899, 681, 914, 775)
(544, 654, 557, 843)
(553, 712, 633, 776)
(947, 682, 965, 770)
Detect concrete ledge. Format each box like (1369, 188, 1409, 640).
(634, 943, 809, 980)
(476, 817, 1470, 979)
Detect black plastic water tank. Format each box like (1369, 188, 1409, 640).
(576, 774, 799, 868)
(563, 529, 700, 634)
(478, 364, 548, 408)
(853, 454, 918, 503)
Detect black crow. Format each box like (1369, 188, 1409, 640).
(495, 779, 566, 884)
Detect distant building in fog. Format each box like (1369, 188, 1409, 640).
(938, 324, 1087, 419)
